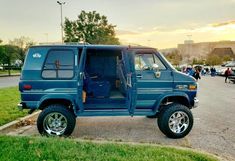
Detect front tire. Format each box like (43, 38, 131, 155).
(157, 103, 193, 139)
(37, 104, 76, 136)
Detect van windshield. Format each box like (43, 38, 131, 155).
(158, 52, 176, 71)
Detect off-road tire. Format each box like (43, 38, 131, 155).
(37, 104, 76, 137)
(157, 103, 193, 139)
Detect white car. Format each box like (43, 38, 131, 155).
(217, 68, 227, 76)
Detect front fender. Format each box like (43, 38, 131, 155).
(153, 92, 190, 113)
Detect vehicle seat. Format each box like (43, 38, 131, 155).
(84, 72, 111, 98)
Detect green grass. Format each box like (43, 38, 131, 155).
(0, 70, 21, 75)
(0, 87, 27, 126)
(0, 135, 218, 161)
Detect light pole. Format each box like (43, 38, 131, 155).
(57, 1, 66, 43)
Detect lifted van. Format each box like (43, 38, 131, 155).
(18, 45, 198, 138)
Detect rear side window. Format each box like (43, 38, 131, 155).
(42, 50, 74, 79)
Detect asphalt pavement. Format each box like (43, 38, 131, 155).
(0, 76, 20, 88)
(4, 76, 235, 161)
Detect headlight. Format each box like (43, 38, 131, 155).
(175, 85, 188, 90)
(175, 84, 197, 90)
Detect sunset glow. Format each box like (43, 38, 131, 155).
(1, 0, 235, 49)
(117, 21, 235, 49)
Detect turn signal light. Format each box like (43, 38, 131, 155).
(23, 84, 32, 90)
(188, 85, 197, 90)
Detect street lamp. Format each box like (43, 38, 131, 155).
(57, 1, 66, 43)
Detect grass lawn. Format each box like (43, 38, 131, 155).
(0, 70, 21, 75)
(0, 87, 28, 126)
(0, 135, 218, 161)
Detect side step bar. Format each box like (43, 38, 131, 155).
(76, 109, 154, 117)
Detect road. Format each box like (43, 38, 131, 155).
(4, 76, 235, 160)
(0, 76, 20, 88)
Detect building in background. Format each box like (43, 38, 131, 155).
(177, 40, 235, 63)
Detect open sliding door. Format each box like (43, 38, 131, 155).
(122, 49, 137, 115)
(76, 47, 87, 113)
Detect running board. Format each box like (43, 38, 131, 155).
(75, 109, 154, 117)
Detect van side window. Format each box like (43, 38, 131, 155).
(42, 50, 74, 79)
(135, 53, 166, 70)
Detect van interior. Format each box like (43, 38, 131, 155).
(83, 49, 127, 109)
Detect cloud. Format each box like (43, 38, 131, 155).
(211, 20, 235, 27)
(116, 30, 139, 36)
(116, 19, 235, 48)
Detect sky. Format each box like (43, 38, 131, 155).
(0, 0, 235, 49)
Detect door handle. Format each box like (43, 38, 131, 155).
(79, 72, 84, 79)
(136, 74, 142, 78)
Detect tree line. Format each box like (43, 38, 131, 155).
(163, 49, 234, 66)
(0, 11, 120, 72)
(0, 11, 120, 75)
(0, 37, 34, 75)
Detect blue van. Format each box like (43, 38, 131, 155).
(18, 45, 198, 138)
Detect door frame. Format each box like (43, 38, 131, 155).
(76, 47, 87, 112)
(122, 49, 137, 115)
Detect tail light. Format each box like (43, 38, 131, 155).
(23, 84, 32, 90)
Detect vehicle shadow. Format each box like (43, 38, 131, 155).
(72, 116, 190, 146)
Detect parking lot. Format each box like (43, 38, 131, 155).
(0, 76, 20, 88)
(5, 76, 235, 160)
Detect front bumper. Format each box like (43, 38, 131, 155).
(17, 102, 27, 111)
(193, 97, 199, 108)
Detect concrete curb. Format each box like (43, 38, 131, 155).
(0, 111, 40, 132)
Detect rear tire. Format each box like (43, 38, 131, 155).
(37, 104, 76, 137)
(157, 103, 193, 139)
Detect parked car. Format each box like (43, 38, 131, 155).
(228, 76, 235, 83)
(217, 61, 235, 76)
(18, 44, 198, 138)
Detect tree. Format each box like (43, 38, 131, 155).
(0, 45, 20, 75)
(0, 39, 2, 44)
(223, 55, 234, 62)
(0, 46, 4, 64)
(205, 55, 222, 66)
(165, 49, 182, 66)
(9, 36, 35, 64)
(205, 52, 235, 66)
(192, 58, 204, 65)
(64, 10, 120, 45)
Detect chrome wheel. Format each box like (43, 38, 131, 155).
(43, 112, 68, 135)
(168, 111, 189, 134)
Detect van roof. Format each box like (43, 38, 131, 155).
(31, 44, 156, 50)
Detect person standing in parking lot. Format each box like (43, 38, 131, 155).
(224, 68, 231, 83)
(193, 69, 201, 81)
(210, 67, 216, 77)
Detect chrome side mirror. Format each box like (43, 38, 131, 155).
(152, 63, 159, 70)
(152, 64, 161, 78)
